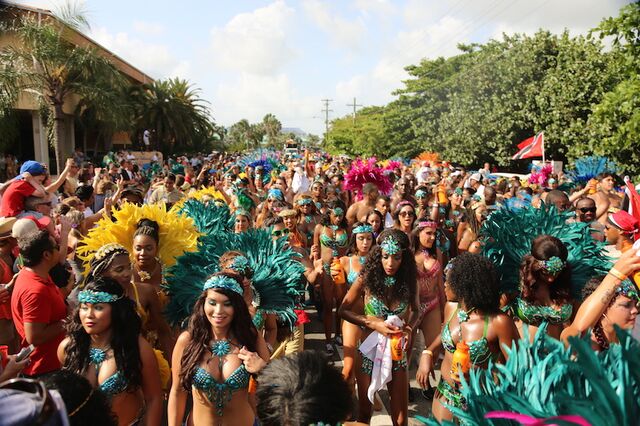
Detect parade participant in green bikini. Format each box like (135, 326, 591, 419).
(339, 229, 420, 426)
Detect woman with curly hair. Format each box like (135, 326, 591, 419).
(313, 199, 350, 355)
(561, 248, 640, 351)
(339, 229, 420, 426)
(393, 201, 416, 237)
(58, 277, 163, 425)
(334, 221, 375, 385)
(511, 235, 574, 341)
(418, 253, 519, 422)
(168, 272, 269, 426)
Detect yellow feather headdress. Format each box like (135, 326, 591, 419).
(77, 202, 200, 271)
(170, 186, 226, 213)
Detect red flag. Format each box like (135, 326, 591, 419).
(512, 132, 544, 160)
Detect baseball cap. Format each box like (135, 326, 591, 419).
(11, 216, 50, 239)
(16, 161, 46, 179)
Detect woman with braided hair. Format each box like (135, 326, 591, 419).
(86, 243, 175, 364)
(132, 219, 164, 289)
(561, 248, 640, 351)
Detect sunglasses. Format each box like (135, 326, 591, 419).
(271, 228, 290, 237)
(399, 211, 415, 217)
(578, 207, 597, 213)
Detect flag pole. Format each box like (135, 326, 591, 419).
(541, 132, 545, 164)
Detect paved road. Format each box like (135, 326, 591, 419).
(302, 305, 437, 425)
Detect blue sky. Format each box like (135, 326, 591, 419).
(17, 0, 632, 135)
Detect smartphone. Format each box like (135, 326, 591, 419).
(15, 344, 35, 362)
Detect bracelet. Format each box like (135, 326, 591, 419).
(608, 267, 627, 281)
(422, 349, 433, 357)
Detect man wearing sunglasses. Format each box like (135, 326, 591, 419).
(573, 197, 605, 242)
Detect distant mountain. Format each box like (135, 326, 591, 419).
(281, 127, 308, 138)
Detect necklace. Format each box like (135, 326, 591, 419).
(210, 339, 232, 357)
(359, 255, 367, 265)
(384, 276, 396, 288)
(88, 346, 111, 367)
(136, 261, 159, 282)
(457, 307, 475, 323)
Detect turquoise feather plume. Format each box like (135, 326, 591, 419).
(179, 199, 233, 235)
(480, 203, 611, 297)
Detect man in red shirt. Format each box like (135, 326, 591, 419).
(0, 161, 48, 217)
(11, 229, 66, 377)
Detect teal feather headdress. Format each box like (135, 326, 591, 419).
(480, 203, 611, 297)
(164, 228, 305, 328)
(567, 156, 618, 184)
(179, 199, 234, 236)
(436, 325, 640, 426)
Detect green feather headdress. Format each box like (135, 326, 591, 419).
(480, 203, 611, 297)
(178, 199, 234, 236)
(164, 228, 305, 328)
(434, 325, 640, 426)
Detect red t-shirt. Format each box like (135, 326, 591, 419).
(11, 268, 66, 376)
(0, 180, 36, 217)
(0, 260, 13, 320)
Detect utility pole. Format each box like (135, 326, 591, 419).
(346, 97, 363, 124)
(321, 99, 333, 144)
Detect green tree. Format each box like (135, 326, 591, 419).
(262, 113, 282, 145)
(129, 78, 213, 153)
(0, 6, 126, 172)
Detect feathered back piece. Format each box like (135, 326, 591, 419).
(177, 199, 233, 236)
(443, 325, 640, 426)
(414, 151, 440, 165)
(164, 229, 305, 328)
(567, 156, 618, 184)
(77, 202, 200, 271)
(480, 203, 610, 296)
(238, 149, 284, 184)
(344, 157, 393, 200)
(528, 163, 553, 186)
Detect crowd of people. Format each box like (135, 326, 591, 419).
(0, 148, 638, 426)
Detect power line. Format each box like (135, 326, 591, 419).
(346, 97, 363, 124)
(321, 99, 333, 143)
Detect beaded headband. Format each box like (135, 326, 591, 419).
(267, 188, 284, 200)
(78, 290, 123, 304)
(278, 209, 298, 218)
(352, 224, 373, 235)
(454, 188, 463, 196)
(203, 275, 243, 295)
(94, 243, 128, 261)
(417, 221, 437, 229)
(229, 255, 252, 275)
(617, 279, 639, 301)
(333, 207, 344, 217)
(296, 198, 313, 206)
(380, 236, 401, 255)
(415, 189, 427, 199)
(538, 256, 565, 275)
(235, 209, 251, 218)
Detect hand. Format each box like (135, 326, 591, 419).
(372, 320, 400, 337)
(310, 245, 320, 261)
(0, 285, 9, 304)
(94, 167, 102, 177)
(612, 247, 640, 277)
(237, 346, 267, 374)
(65, 158, 75, 170)
(116, 176, 125, 191)
(58, 215, 72, 232)
(313, 259, 324, 275)
(2, 354, 30, 380)
(416, 352, 436, 389)
(104, 197, 113, 214)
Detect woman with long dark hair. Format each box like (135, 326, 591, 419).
(339, 229, 420, 426)
(393, 201, 416, 237)
(418, 253, 519, 422)
(168, 272, 269, 426)
(58, 277, 162, 425)
(312, 199, 350, 355)
(335, 221, 375, 385)
(512, 235, 574, 341)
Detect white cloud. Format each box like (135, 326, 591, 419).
(302, 0, 367, 52)
(214, 73, 320, 132)
(132, 20, 165, 36)
(353, 0, 396, 19)
(335, 15, 467, 107)
(88, 26, 190, 80)
(208, 0, 296, 75)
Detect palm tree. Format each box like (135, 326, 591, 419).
(262, 113, 282, 145)
(129, 78, 213, 153)
(0, 5, 126, 172)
